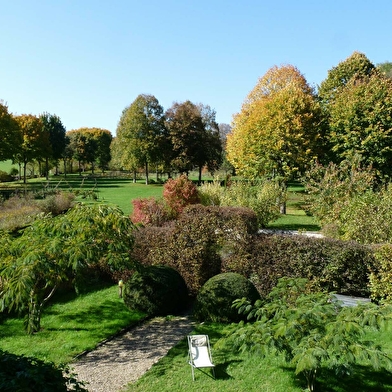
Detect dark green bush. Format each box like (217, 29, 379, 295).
(193, 272, 260, 323)
(222, 234, 374, 297)
(0, 170, 12, 182)
(0, 350, 87, 392)
(123, 265, 188, 316)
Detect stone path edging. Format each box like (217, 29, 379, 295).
(71, 314, 195, 392)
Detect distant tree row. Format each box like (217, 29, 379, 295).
(226, 52, 392, 188)
(112, 96, 224, 184)
(0, 105, 112, 182)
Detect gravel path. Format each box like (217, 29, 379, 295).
(71, 314, 195, 392)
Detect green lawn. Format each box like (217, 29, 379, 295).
(125, 322, 392, 392)
(0, 286, 146, 364)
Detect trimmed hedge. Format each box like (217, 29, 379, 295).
(123, 265, 188, 316)
(193, 272, 260, 323)
(131, 204, 258, 296)
(222, 234, 375, 297)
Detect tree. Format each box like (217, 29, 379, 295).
(377, 61, 392, 79)
(318, 51, 375, 104)
(226, 65, 323, 208)
(115, 94, 166, 184)
(225, 277, 392, 391)
(13, 114, 49, 183)
(0, 204, 136, 334)
(0, 101, 20, 161)
(165, 100, 222, 183)
(326, 70, 392, 181)
(40, 113, 67, 178)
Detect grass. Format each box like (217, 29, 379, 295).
(0, 285, 146, 364)
(124, 322, 392, 392)
(267, 181, 321, 231)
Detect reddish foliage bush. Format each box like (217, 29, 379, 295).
(163, 175, 200, 216)
(130, 197, 171, 226)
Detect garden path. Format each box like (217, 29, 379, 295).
(71, 313, 195, 392)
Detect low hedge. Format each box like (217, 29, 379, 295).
(222, 234, 375, 297)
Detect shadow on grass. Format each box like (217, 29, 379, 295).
(268, 222, 321, 231)
(280, 364, 392, 392)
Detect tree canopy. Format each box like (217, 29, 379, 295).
(226, 65, 323, 183)
(165, 100, 222, 183)
(0, 101, 20, 161)
(115, 94, 167, 184)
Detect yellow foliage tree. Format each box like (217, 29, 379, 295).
(226, 65, 324, 184)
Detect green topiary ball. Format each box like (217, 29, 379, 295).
(123, 265, 188, 316)
(193, 272, 260, 323)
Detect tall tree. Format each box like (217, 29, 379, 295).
(165, 100, 222, 183)
(377, 61, 392, 79)
(14, 114, 49, 183)
(226, 65, 323, 196)
(40, 113, 67, 179)
(0, 101, 20, 161)
(115, 94, 166, 184)
(327, 70, 392, 181)
(318, 51, 375, 105)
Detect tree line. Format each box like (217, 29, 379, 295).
(0, 107, 113, 183)
(2, 51, 391, 188)
(227, 52, 392, 188)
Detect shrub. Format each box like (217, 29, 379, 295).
(130, 197, 172, 226)
(222, 234, 374, 297)
(39, 191, 75, 216)
(369, 244, 392, 301)
(0, 350, 87, 392)
(193, 272, 260, 323)
(123, 265, 188, 316)
(199, 179, 282, 228)
(163, 174, 200, 216)
(0, 170, 12, 182)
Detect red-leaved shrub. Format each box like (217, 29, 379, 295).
(163, 174, 200, 216)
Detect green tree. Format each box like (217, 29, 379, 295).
(165, 100, 222, 183)
(226, 65, 323, 211)
(0, 204, 136, 334)
(14, 114, 49, 183)
(327, 70, 392, 181)
(225, 278, 392, 391)
(318, 51, 375, 104)
(40, 113, 67, 179)
(377, 61, 392, 79)
(0, 101, 20, 161)
(115, 94, 166, 184)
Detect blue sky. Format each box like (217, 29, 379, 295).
(1, 0, 391, 135)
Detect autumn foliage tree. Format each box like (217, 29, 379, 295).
(14, 114, 49, 183)
(0, 101, 20, 162)
(226, 65, 323, 208)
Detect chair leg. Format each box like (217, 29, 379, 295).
(191, 366, 195, 381)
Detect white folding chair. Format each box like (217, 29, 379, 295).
(188, 334, 215, 381)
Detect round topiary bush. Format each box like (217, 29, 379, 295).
(123, 265, 188, 316)
(193, 272, 260, 323)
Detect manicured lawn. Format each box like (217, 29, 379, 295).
(0, 286, 146, 364)
(125, 322, 392, 392)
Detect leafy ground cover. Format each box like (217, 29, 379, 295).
(124, 321, 392, 392)
(0, 286, 146, 364)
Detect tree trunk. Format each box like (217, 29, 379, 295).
(145, 161, 149, 185)
(198, 165, 202, 185)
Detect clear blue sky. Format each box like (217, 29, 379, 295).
(1, 0, 391, 135)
